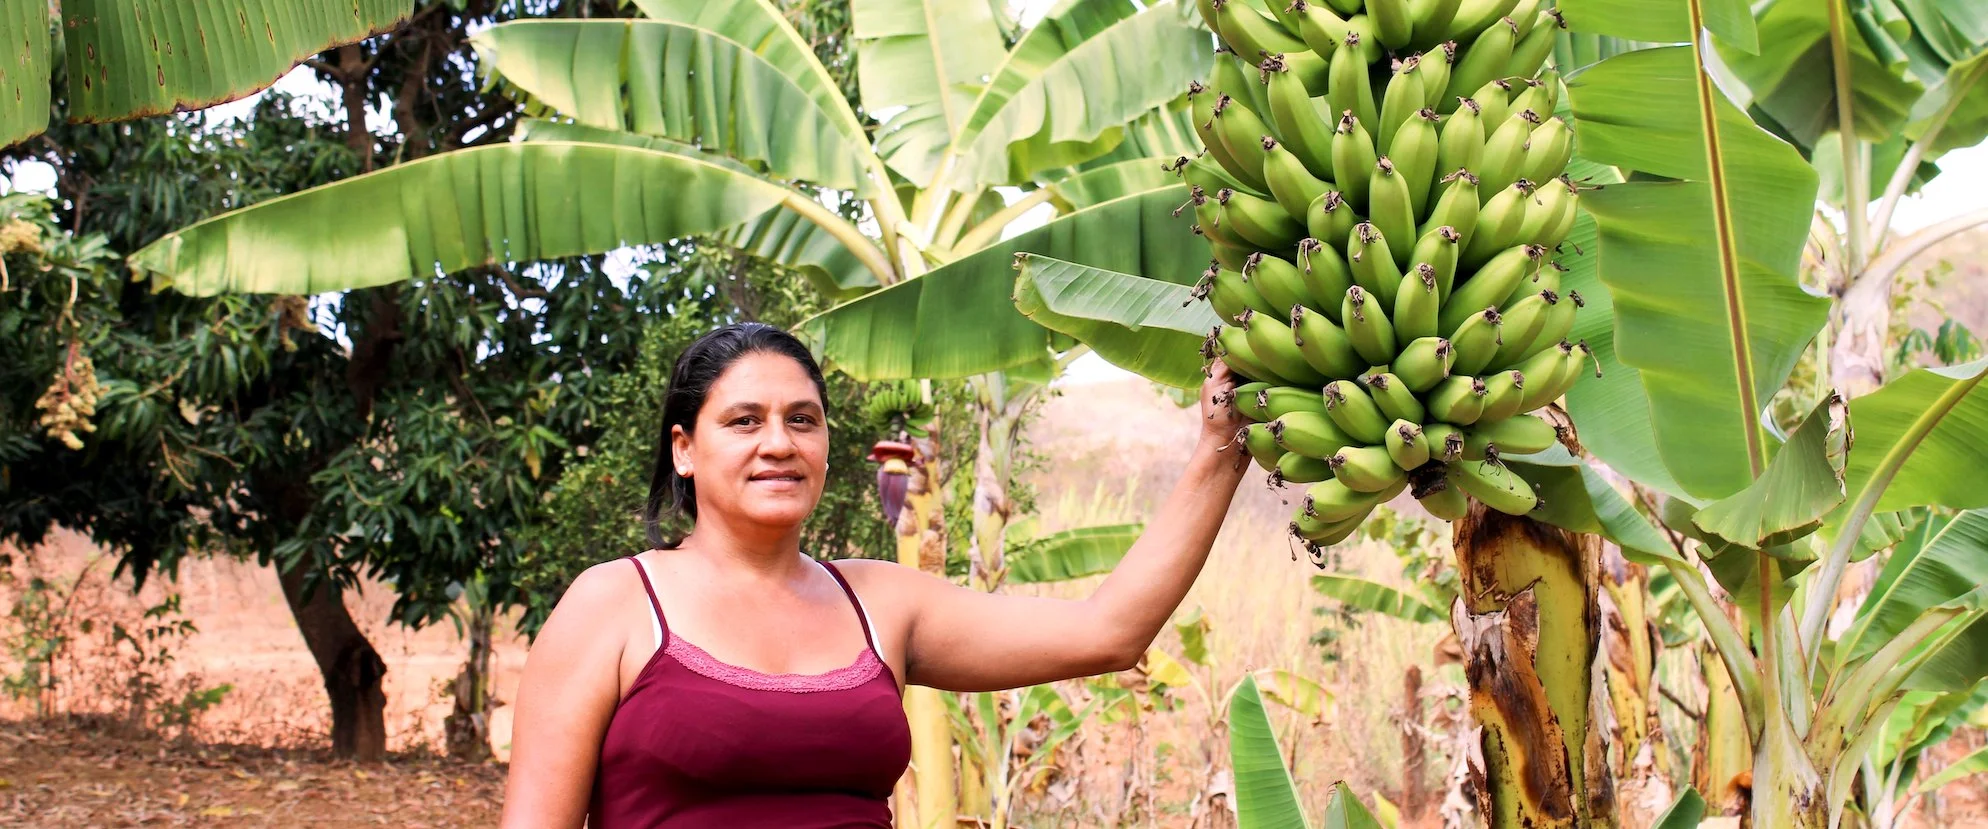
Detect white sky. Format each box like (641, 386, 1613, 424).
(6, 10, 1984, 385)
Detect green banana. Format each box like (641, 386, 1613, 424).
(1294, 0, 1352, 59)
(1323, 378, 1391, 444)
(1420, 170, 1481, 249)
(1411, 0, 1463, 51)
(1427, 374, 1488, 424)
(1246, 250, 1323, 317)
(1325, 0, 1364, 18)
(1448, 458, 1537, 515)
(1460, 180, 1534, 269)
(1368, 158, 1418, 267)
(1518, 175, 1577, 250)
(1306, 191, 1358, 246)
(1408, 224, 1462, 302)
(1169, 151, 1261, 201)
(1219, 187, 1308, 248)
(1508, 79, 1553, 122)
(1304, 478, 1389, 523)
(1370, 0, 1415, 49)
(1189, 83, 1250, 185)
(1447, 305, 1504, 375)
(1393, 336, 1454, 391)
(1272, 410, 1357, 459)
(1434, 98, 1484, 198)
(1342, 284, 1400, 367)
(1241, 308, 1331, 385)
(1476, 108, 1538, 198)
(1422, 44, 1458, 111)
(1506, 8, 1561, 78)
(1331, 113, 1378, 210)
(1480, 368, 1527, 421)
(1467, 413, 1559, 458)
(1264, 60, 1338, 179)
(1506, 0, 1546, 36)
(1386, 419, 1432, 470)
(1378, 57, 1427, 152)
(1229, 381, 1275, 420)
(1392, 110, 1441, 218)
(1212, 45, 1277, 118)
(1296, 238, 1356, 321)
(1258, 0, 1306, 36)
(1196, 0, 1225, 34)
(1417, 481, 1470, 520)
(1261, 384, 1330, 419)
(1209, 261, 1282, 318)
(1213, 0, 1307, 65)
(1362, 372, 1427, 423)
(1519, 117, 1573, 191)
(1295, 507, 1372, 545)
(1519, 340, 1593, 411)
(1347, 223, 1406, 308)
(1506, 258, 1560, 306)
(1328, 33, 1379, 141)
(1262, 138, 1333, 220)
(1239, 422, 1284, 473)
(1277, 451, 1338, 484)
(1211, 323, 1288, 384)
(1211, 95, 1277, 191)
(1204, 232, 1255, 272)
(1471, 78, 1514, 136)
(1525, 289, 1581, 365)
(1440, 243, 1542, 332)
(1423, 422, 1465, 462)
(1292, 304, 1367, 377)
(1446, 16, 1517, 104)
(1443, 0, 1521, 42)
(1489, 289, 1555, 369)
(1394, 264, 1442, 342)
(1281, 41, 1334, 96)
(1510, 339, 1572, 406)
(1194, 262, 1248, 324)
(1329, 445, 1408, 493)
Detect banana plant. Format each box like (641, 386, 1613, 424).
(1229, 672, 1385, 829)
(1, 1, 413, 148)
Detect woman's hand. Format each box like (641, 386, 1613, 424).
(1199, 359, 1249, 462)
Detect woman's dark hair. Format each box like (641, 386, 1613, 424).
(643, 322, 830, 548)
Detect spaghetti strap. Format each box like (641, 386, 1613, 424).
(626, 555, 668, 649)
(818, 560, 879, 653)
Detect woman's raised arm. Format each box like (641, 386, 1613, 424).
(498, 563, 633, 829)
(846, 363, 1250, 692)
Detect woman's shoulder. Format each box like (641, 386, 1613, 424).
(547, 555, 648, 624)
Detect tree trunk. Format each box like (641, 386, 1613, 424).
(276, 564, 387, 761)
(1450, 501, 1610, 827)
(444, 599, 495, 762)
(895, 427, 956, 828)
(1693, 640, 1751, 818)
(1401, 664, 1430, 819)
(1600, 551, 1673, 828)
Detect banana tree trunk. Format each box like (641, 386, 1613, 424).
(444, 598, 496, 762)
(1450, 502, 1612, 827)
(969, 375, 1026, 592)
(1600, 551, 1672, 827)
(895, 428, 956, 829)
(1693, 639, 1751, 818)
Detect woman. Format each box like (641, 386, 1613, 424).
(500, 322, 1246, 827)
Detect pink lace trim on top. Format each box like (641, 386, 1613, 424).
(664, 635, 884, 694)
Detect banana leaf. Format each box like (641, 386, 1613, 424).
(1652, 788, 1707, 829)
(628, 0, 869, 149)
(1915, 744, 1988, 795)
(1501, 445, 1686, 566)
(1567, 45, 1829, 501)
(1228, 673, 1308, 829)
(798, 186, 1206, 380)
(851, 0, 1010, 185)
(1838, 357, 1988, 517)
(1255, 669, 1331, 721)
(1692, 394, 1848, 550)
(1310, 574, 1443, 624)
(1004, 522, 1142, 583)
(1557, 0, 1758, 52)
(1321, 782, 1382, 829)
(1067, 95, 1203, 173)
(1012, 255, 1218, 389)
(130, 142, 795, 296)
(1175, 608, 1211, 666)
(1838, 510, 1988, 684)
(471, 19, 874, 193)
(1906, 50, 1988, 153)
(2, 1, 412, 148)
(1047, 157, 1183, 212)
(949, 0, 1211, 187)
(514, 119, 881, 296)
(1713, 0, 1924, 150)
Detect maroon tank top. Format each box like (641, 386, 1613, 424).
(587, 556, 912, 828)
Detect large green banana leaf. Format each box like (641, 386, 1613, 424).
(1066, 95, 1203, 173)
(1714, 0, 1923, 150)
(512, 119, 882, 295)
(130, 142, 794, 296)
(852, 0, 1009, 185)
(628, 0, 865, 145)
(1907, 51, 1988, 153)
(1321, 782, 1382, 829)
(1837, 358, 1988, 516)
(798, 186, 1206, 380)
(1004, 523, 1142, 583)
(1310, 574, 1443, 623)
(1893, 0, 1988, 152)
(1566, 44, 1829, 501)
(471, 20, 873, 194)
(1503, 445, 1686, 566)
(1837, 510, 1988, 689)
(1557, 0, 1758, 52)
(948, 0, 1210, 187)
(1228, 673, 1307, 829)
(1, 0, 412, 148)
(1652, 789, 1708, 829)
(1012, 256, 1217, 390)
(1692, 395, 1847, 551)
(1046, 157, 1182, 212)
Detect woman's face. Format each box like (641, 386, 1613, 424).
(672, 351, 829, 533)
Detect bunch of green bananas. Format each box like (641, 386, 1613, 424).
(1178, 0, 1593, 550)
(862, 381, 936, 436)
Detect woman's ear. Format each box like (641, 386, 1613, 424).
(671, 424, 692, 478)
